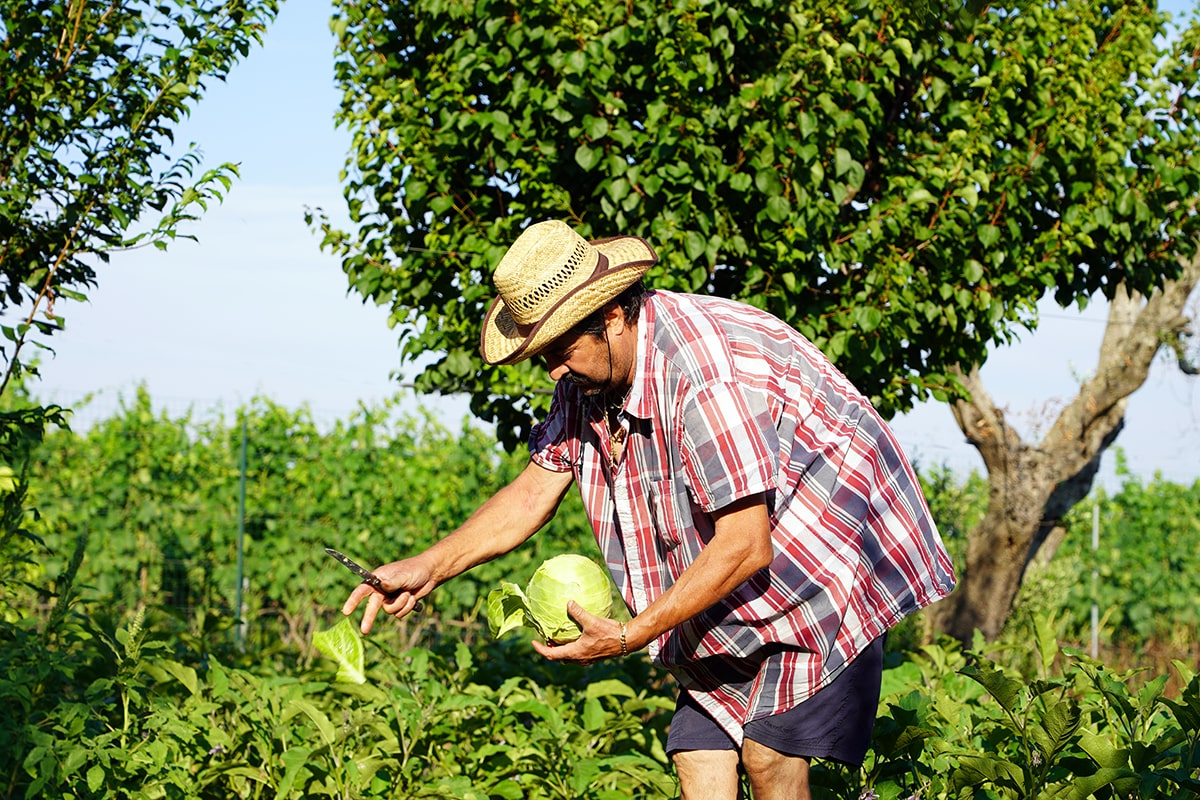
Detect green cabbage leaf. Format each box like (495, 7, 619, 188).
(487, 554, 614, 643)
(313, 617, 367, 684)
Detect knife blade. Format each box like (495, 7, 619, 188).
(324, 547, 384, 590)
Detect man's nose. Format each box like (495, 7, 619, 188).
(545, 360, 569, 382)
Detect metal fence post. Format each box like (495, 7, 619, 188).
(1091, 503, 1099, 659)
(235, 417, 247, 650)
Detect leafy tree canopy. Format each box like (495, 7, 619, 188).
(319, 0, 1200, 448)
(0, 0, 281, 395)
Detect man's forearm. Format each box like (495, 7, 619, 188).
(624, 494, 773, 651)
(423, 461, 575, 585)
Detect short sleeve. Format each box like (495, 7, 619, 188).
(529, 385, 583, 473)
(678, 382, 779, 512)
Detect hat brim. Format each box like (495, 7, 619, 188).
(479, 234, 657, 365)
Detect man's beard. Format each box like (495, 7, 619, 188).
(562, 371, 610, 395)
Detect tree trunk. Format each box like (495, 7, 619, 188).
(934, 250, 1200, 642)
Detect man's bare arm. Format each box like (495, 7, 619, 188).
(343, 461, 575, 633)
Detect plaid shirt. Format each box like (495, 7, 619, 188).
(529, 291, 956, 743)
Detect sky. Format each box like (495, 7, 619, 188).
(28, 2, 1200, 490)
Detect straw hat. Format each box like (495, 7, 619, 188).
(479, 220, 658, 365)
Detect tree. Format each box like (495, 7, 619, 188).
(0, 0, 281, 397)
(940, 252, 1200, 639)
(0, 0, 280, 596)
(927, 5, 1200, 640)
(320, 0, 1200, 638)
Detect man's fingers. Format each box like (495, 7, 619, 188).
(358, 593, 383, 635)
(342, 583, 374, 616)
(343, 584, 387, 635)
(566, 600, 597, 626)
(531, 639, 567, 659)
(344, 582, 425, 636)
(382, 591, 421, 616)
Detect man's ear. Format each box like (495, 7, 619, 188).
(604, 301, 627, 333)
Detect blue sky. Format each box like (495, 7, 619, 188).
(32, 2, 1200, 489)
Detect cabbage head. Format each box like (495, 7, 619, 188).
(487, 554, 613, 643)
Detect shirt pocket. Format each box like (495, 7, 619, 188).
(647, 479, 691, 551)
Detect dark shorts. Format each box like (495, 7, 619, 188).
(664, 636, 885, 767)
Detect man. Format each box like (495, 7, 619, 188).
(342, 219, 956, 799)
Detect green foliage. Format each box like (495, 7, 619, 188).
(14, 387, 1198, 668)
(21, 388, 596, 652)
(855, 627, 1200, 800)
(318, 0, 1200, 448)
(1055, 475, 1200, 651)
(3, 390, 1200, 797)
(5, 605, 678, 799)
(6, 596, 1199, 798)
(0, 1, 280, 635)
(0, 402, 68, 619)
(0, 0, 280, 396)
(917, 463, 987, 565)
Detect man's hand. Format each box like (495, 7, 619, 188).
(531, 601, 629, 665)
(342, 556, 436, 634)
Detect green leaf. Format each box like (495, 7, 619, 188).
(1034, 698, 1081, 757)
(951, 754, 1026, 794)
(754, 167, 783, 194)
(1077, 730, 1129, 769)
(64, 747, 88, 774)
(1066, 767, 1141, 800)
(834, 148, 855, 177)
(575, 143, 602, 170)
(906, 187, 937, 205)
(583, 115, 609, 139)
(0, 466, 17, 493)
(1116, 188, 1134, 217)
(584, 679, 638, 701)
(854, 306, 883, 332)
(210, 659, 230, 698)
(765, 196, 791, 223)
(149, 659, 199, 696)
(312, 617, 367, 684)
(487, 581, 534, 639)
(277, 746, 314, 797)
(287, 700, 337, 746)
(960, 662, 1022, 713)
(87, 765, 104, 793)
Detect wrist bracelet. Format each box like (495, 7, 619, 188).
(619, 622, 628, 656)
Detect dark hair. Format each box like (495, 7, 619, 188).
(569, 280, 647, 338)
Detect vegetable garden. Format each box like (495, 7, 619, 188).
(1, 388, 1198, 798)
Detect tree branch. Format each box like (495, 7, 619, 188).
(1042, 246, 1200, 473)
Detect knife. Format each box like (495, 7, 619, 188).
(324, 547, 385, 590)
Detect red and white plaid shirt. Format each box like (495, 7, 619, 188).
(530, 291, 956, 743)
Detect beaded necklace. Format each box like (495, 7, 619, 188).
(605, 390, 630, 465)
